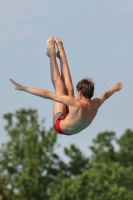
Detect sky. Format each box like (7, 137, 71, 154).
(0, 0, 133, 160)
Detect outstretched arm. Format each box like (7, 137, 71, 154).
(94, 82, 123, 107)
(10, 78, 49, 98)
(10, 79, 76, 106)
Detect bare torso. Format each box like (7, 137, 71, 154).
(9, 36, 123, 136)
(60, 98, 99, 134)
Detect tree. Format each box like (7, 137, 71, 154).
(64, 144, 89, 176)
(90, 131, 117, 164)
(0, 177, 10, 200)
(49, 163, 133, 200)
(49, 130, 133, 200)
(1, 108, 133, 199)
(89, 129, 133, 167)
(0, 108, 61, 200)
(117, 129, 133, 167)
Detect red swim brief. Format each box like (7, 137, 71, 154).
(53, 112, 71, 136)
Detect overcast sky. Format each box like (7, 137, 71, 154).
(1, 0, 133, 159)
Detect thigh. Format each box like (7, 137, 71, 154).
(53, 83, 67, 124)
(53, 102, 67, 124)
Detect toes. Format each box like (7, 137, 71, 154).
(53, 37, 63, 46)
(54, 37, 58, 42)
(55, 37, 58, 42)
(47, 36, 54, 42)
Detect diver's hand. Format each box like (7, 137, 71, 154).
(109, 82, 123, 92)
(10, 79, 25, 91)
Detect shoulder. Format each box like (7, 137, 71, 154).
(69, 96, 79, 106)
(92, 97, 104, 108)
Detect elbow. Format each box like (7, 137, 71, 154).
(104, 95, 108, 100)
(39, 90, 48, 98)
(43, 90, 49, 99)
(104, 92, 109, 100)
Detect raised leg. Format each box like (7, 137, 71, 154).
(54, 37, 74, 97)
(46, 36, 67, 124)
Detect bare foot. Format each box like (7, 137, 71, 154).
(54, 37, 66, 59)
(46, 36, 56, 57)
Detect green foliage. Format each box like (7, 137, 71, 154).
(49, 130, 133, 199)
(49, 163, 133, 200)
(0, 109, 60, 199)
(117, 129, 133, 167)
(0, 177, 9, 200)
(0, 108, 133, 199)
(64, 144, 89, 176)
(90, 131, 116, 163)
